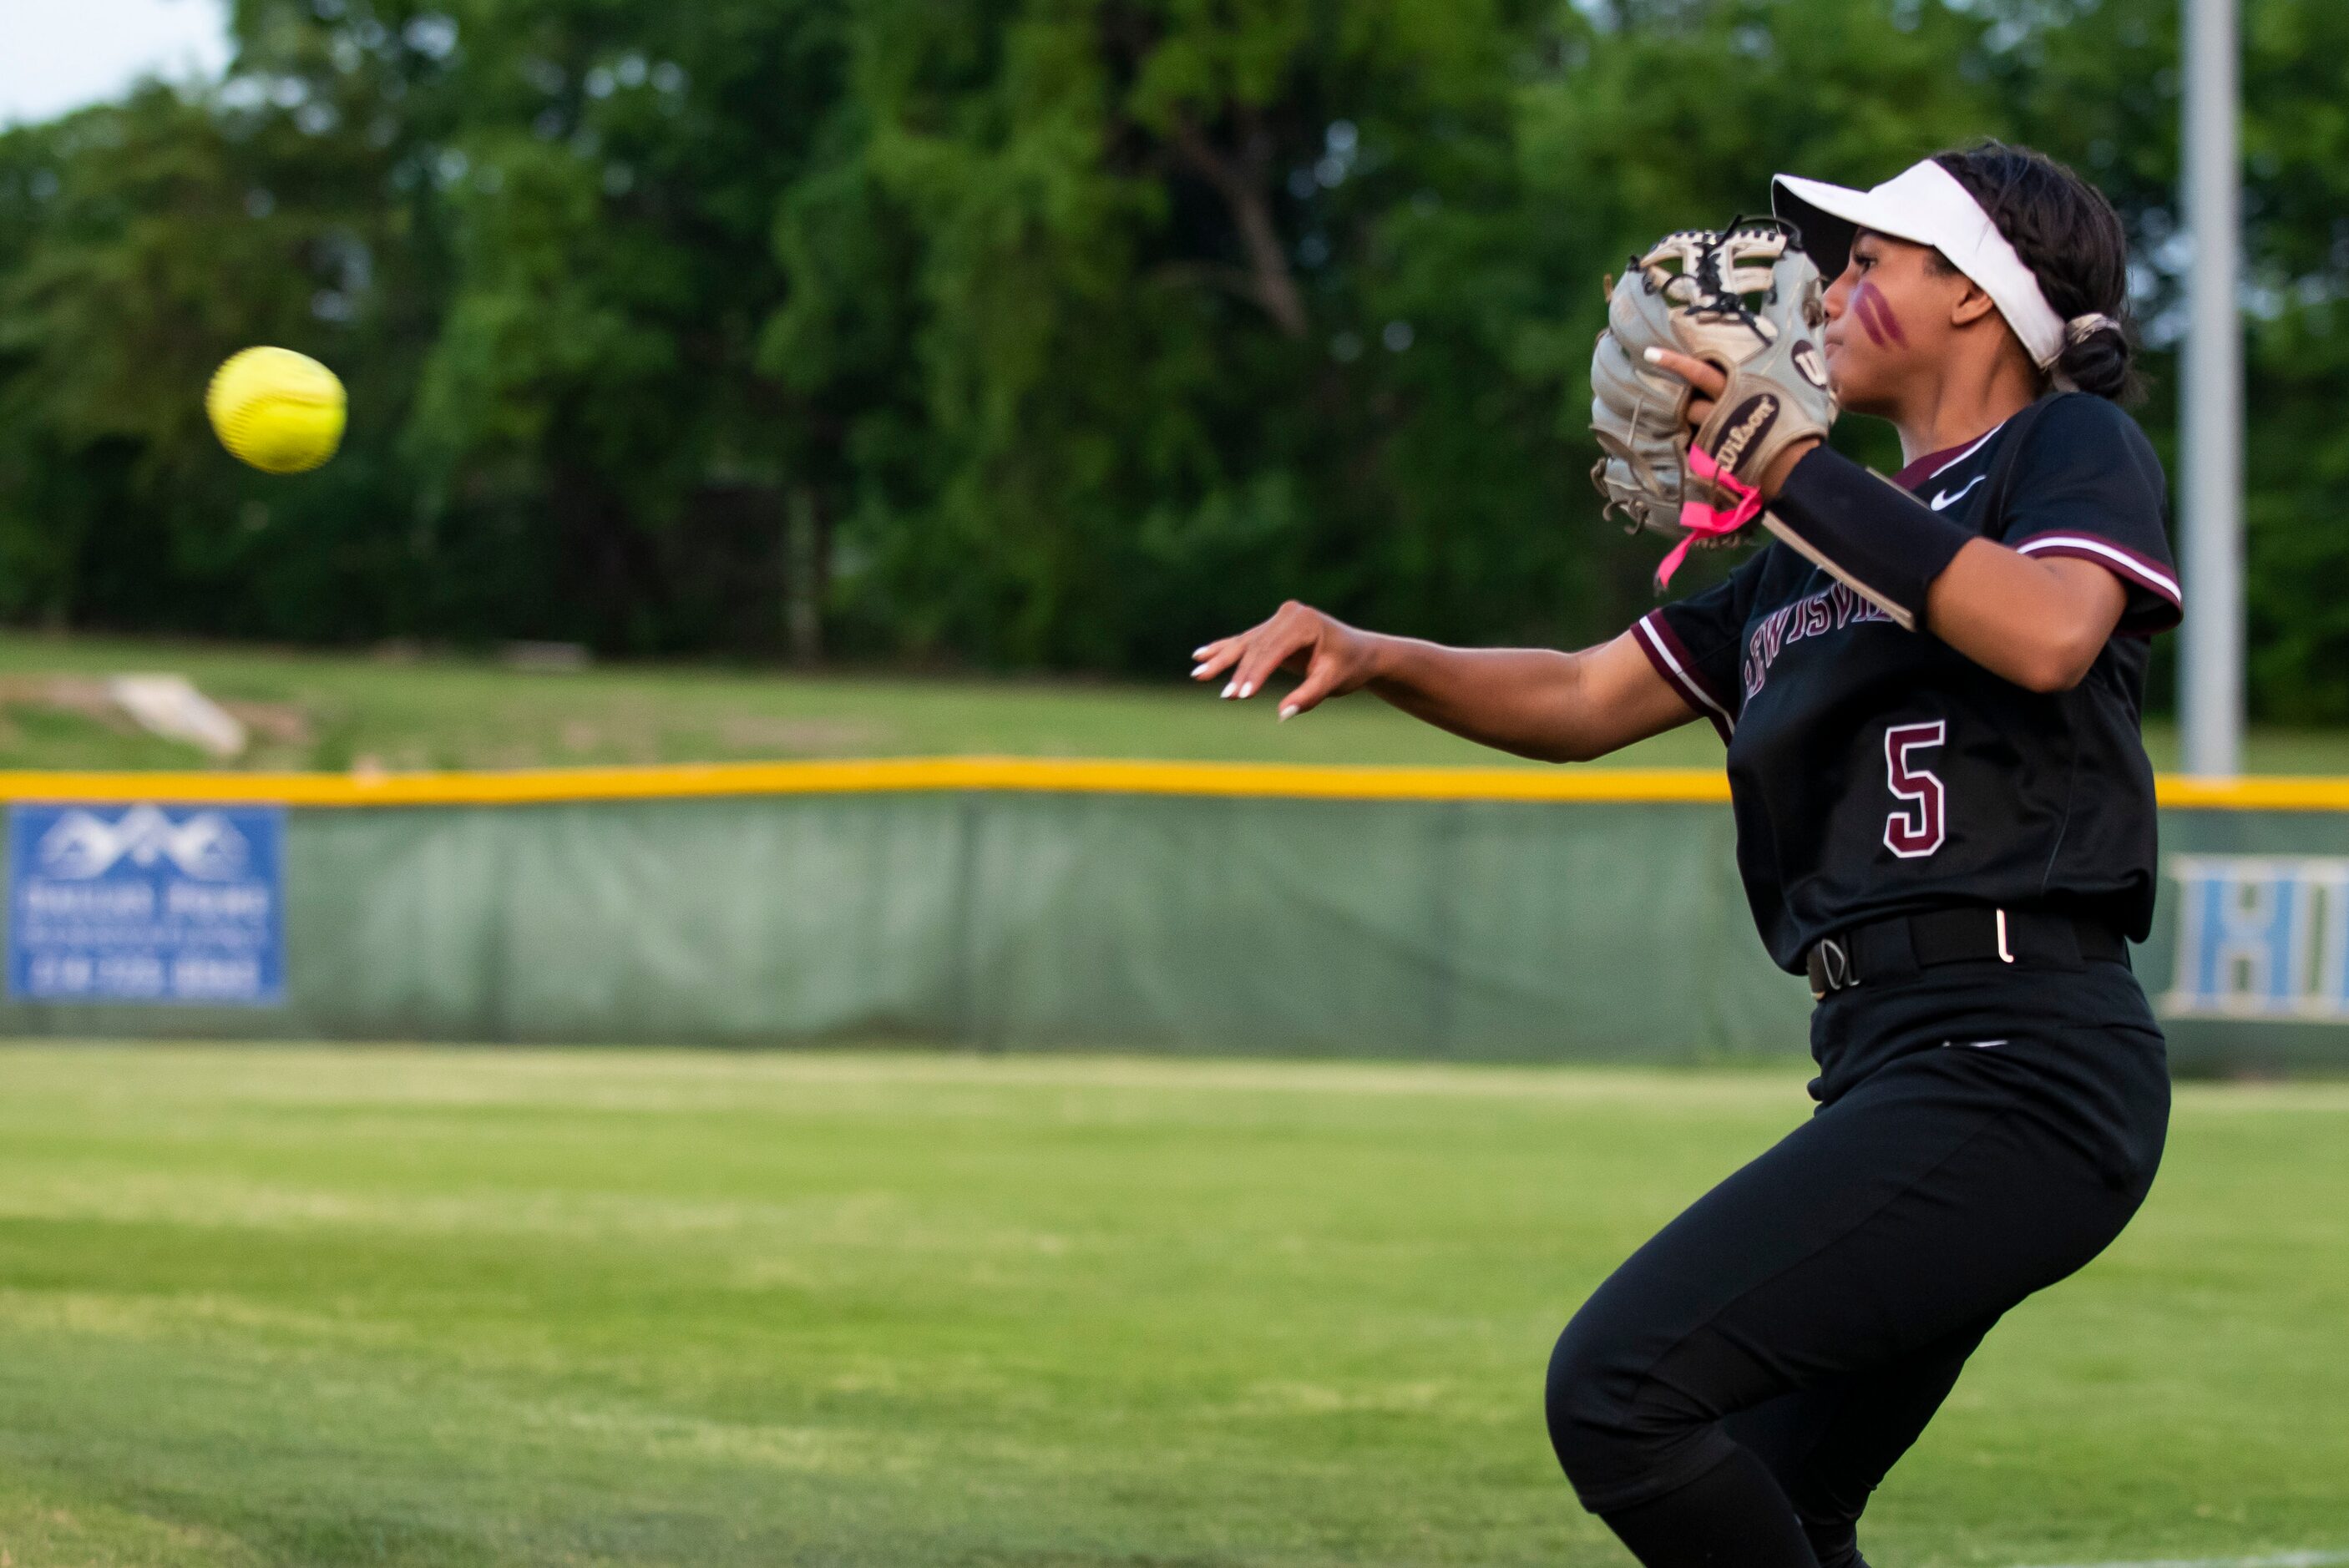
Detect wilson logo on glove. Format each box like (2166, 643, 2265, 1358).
(1712, 395, 1780, 476)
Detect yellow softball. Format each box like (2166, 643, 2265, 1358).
(205, 347, 347, 474)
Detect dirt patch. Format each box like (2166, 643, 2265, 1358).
(220, 701, 313, 747)
(0, 677, 312, 760)
(0, 675, 134, 728)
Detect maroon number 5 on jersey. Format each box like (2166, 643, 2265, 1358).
(1883, 722, 1947, 859)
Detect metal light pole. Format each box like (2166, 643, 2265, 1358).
(2179, 0, 2244, 777)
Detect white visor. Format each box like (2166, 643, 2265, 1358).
(1772, 159, 2068, 370)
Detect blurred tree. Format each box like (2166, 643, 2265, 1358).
(0, 0, 2344, 718)
(230, 0, 863, 655)
(0, 79, 419, 640)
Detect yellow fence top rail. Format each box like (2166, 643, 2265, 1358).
(0, 758, 2343, 811)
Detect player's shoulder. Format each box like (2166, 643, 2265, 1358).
(1999, 392, 2167, 519)
(2013, 392, 2159, 472)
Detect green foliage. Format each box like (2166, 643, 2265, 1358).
(0, 1, 2344, 714)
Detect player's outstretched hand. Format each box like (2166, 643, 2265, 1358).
(1191, 602, 1385, 721)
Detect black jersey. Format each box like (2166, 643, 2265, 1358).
(1633, 392, 2182, 974)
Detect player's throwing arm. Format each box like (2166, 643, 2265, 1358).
(1193, 142, 2181, 1568)
(1188, 604, 1689, 764)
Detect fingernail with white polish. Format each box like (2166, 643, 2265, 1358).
(1643, 346, 1664, 363)
(1192, 646, 1212, 660)
(1221, 680, 1237, 699)
(1192, 663, 1211, 678)
(1238, 682, 1255, 700)
(1279, 706, 1299, 721)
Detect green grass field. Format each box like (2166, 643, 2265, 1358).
(0, 1047, 2340, 1567)
(0, 633, 1689, 773)
(6, 633, 2349, 775)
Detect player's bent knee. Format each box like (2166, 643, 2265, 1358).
(1544, 1340, 1614, 1498)
(1545, 1314, 1658, 1504)
(1546, 1310, 1733, 1511)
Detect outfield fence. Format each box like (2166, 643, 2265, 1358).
(4, 761, 2347, 1071)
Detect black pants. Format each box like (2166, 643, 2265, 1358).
(1546, 954, 2169, 1566)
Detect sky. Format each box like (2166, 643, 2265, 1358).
(0, 0, 230, 129)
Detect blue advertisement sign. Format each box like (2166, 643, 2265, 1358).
(7, 803, 286, 1005)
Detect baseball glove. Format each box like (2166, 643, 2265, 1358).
(1589, 219, 1837, 584)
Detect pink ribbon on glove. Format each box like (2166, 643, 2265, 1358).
(1655, 445, 1765, 589)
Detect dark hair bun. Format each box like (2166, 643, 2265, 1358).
(2057, 316, 2135, 401)
(1934, 142, 2142, 404)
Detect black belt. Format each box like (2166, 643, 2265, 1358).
(1806, 908, 2126, 1002)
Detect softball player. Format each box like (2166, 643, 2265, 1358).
(1191, 142, 2178, 1566)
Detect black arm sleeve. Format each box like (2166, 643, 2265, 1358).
(1759, 448, 1976, 632)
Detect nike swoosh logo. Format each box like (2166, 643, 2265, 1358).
(1931, 474, 1987, 511)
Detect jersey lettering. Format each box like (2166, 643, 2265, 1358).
(1742, 582, 1896, 699)
(1883, 721, 1947, 859)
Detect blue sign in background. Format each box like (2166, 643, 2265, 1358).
(8, 803, 286, 1005)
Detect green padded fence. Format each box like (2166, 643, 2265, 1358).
(3, 764, 2346, 1071)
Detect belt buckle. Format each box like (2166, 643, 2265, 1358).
(1808, 936, 1856, 1002)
